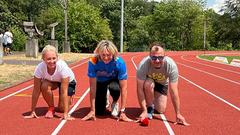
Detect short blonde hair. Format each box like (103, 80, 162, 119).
(41, 45, 58, 59)
(94, 40, 118, 60)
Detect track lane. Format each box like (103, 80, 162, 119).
(132, 52, 240, 134)
(0, 59, 90, 135)
(58, 53, 171, 135)
(1, 51, 239, 135)
(174, 59, 240, 108)
(183, 55, 240, 74)
(179, 55, 240, 82)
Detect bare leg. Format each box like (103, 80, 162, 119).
(41, 80, 57, 107)
(57, 95, 73, 112)
(143, 78, 155, 107)
(41, 80, 59, 118)
(154, 92, 167, 114)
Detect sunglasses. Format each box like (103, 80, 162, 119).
(150, 56, 164, 61)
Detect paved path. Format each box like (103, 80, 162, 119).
(3, 59, 41, 65)
(2, 52, 76, 65)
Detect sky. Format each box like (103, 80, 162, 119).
(152, 0, 227, 14)
(206, 0, 226, 13)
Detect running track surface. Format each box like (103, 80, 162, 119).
(0, 51, 239, 135)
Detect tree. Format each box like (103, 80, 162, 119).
(36, 1, 112, 52)
(68, 1, 112, 52)
(218, 0, 240, 49)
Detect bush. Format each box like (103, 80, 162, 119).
(11, 26, 27, 51)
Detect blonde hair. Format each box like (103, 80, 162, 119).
(94, 40, 118, 60)
(41, 45, 58, 59)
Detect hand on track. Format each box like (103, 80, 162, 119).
(61, 114, 75, 121)
(24, 111, 39, 119)
(174, 114, 190, 126)
(117, 112, 133, 122)
(81, 111, 96, 121)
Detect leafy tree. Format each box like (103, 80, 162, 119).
(218, 0, 240, 49)
(0, 1, 19, 30)
(68, 1, 112, 52)
(87, 0, 156, 51)
(36, 0, 112, 52)
(11, 26, 27, 51)
(128, 16, 151, 51)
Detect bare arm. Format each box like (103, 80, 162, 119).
(119, 79, 127, 110)
(136, 78, 148, 120)
(89, 78, 96, 112)
(31, 77, 42, 112)
(169, 81, 190, 126)
(137, 79, 147, 112)
(82, 77, 96, 121)
(118, 79, 132, 122)
(169, 81, 180, 115)
(24, 77, 41, 118)
(60, 77, 70, 119)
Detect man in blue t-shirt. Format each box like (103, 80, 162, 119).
(82, 40, 132, 122)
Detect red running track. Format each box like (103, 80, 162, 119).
(0, 51, 239, 135)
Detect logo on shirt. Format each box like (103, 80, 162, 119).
(148, 73, 166, 82)
(90, 57, 98, 65)
(96, 70, 116, 77)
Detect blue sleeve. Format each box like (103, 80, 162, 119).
(87, 61, 96, 78)
(117, 57, 128, 80)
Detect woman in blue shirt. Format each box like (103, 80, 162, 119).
(82, 40, 131, 122)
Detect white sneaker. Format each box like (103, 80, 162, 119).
(111, 102, 119, 117)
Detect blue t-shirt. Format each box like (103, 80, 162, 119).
(88, 56, 128, 82)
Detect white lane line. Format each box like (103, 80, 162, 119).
(177, 62, 240, 85)
(51, 88, 90, 135)
(181, 55, 240, 75)
(203, 52, 240, 56)
(131, 56, 175, 135)
(0, 60, 88, 102)
(0, 85, 33, 101)
(160, 114, 175, 135)
(179, 75, 240, 111)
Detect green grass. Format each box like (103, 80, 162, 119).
(199, 55, 240, 63)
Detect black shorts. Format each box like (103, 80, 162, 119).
(154, 82, 168, 95)
(6, 43, 12, 48)
(3, 43, 11, 49)
(59, 80, 76, 96)
(3, 43, 7, 48)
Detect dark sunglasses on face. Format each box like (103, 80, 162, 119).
(150, 56, 164, 61)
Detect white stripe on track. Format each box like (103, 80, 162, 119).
(177, 62, 240, 85)
(181, 55, 240, 75)
(51, 88, 90, 135)
(0, 85, 33, 101)
(179, 75, 240, 111)
(131, 56, 175, 135)
(160, 114, 175, 135)
(0, 60, 88, 102)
